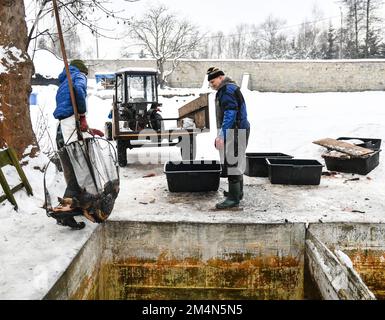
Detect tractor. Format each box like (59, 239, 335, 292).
(105, 68, 210, 167)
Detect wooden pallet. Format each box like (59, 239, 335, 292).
(313, 138, 375, 158)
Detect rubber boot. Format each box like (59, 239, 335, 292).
(223, 176, 244, 200)
(60, 217, 86, 230)
(216, 181, 241, 209)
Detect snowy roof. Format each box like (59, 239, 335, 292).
(116, 67, 158, 74)
(95, 71, 116, 75)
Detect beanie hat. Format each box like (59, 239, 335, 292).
(207, 66, 224, 81)
(70, 59, 88, 75)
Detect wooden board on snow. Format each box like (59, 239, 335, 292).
(313, 138, 374, 158)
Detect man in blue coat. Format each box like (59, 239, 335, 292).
(207, 67, 250, 209)
(54, 59, 103, 145)
(52, 60, 102, 229)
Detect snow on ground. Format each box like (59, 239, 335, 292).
(1, 81, 385, 299)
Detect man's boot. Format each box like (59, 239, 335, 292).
(61, 216, 86, 230)
(216, 181, 241, 209)
(223, 176, 244, 200)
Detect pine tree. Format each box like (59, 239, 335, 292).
(325, 24, 338, 59)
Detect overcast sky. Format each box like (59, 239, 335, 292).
(85, 0, 344, 58)
(135, 0, 342, 33)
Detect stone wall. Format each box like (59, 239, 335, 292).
(85, 59, 385, 92)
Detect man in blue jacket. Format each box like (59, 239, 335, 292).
(54, 59, 103, 143)
(207, 67, 250, 209)
(52, 60, 103, 229)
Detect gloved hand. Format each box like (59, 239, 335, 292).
(214, 136, 224, 150)
(88, 128, 104, 137)
(79, 115, 89, 132)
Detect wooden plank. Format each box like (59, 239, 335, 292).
(178, 108, 209, 129)
(0, 148, 33, 209)
(0, 151, 12, 167)
(322, 151, 351, 159)
(306, 231, 376, 300)
(178, 93, 209, 118)
(313, 138, 374, 157)
(178, 93, 210, 129)
(0, 168, 18, 209)
(7, 148, 33, 196)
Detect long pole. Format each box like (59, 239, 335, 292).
(52, 0, 82, 139)
(95, 25, 99, 59)
(339, 6, 343, 59)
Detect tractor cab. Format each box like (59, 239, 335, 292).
(114, 68, 160, 132)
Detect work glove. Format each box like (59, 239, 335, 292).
(79, 115, 89, 132)
(214, 136, 224, 150)
(88, 128, 104, 137)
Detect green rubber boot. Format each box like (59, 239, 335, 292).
(223, 177, 244, 200)
(216, 181, 241, 209)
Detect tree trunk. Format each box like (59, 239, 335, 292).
(157, 58, 166, 89)
(0, 0, 38, 160)
(365, 0, 370, 58)
(354, 1, 359, 58)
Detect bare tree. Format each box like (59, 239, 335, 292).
(126, 5, 201, 88)
(260, 15, 287, 57)
(227, 24, 252, 59)
(247, 15, 288, 59)
(0, 0, 38, 159)
(341, 0, 364, 58)
(41, 20, 81, 60)
(26, 0, 140, 58)
(0, 0, 140, 159)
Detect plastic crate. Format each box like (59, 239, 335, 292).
(266, 159, 323, 185)
(337, 137, 381, 151)
(164, 160, 221, 192)
(323, 150, 380, 175)
(245, 153, 294, 177)
(29, 92, 37, 105)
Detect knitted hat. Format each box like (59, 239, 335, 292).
(207, 66, 224, 81)
(70, 59, 88, 75)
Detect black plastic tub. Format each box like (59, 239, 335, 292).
(337, 137, 382, 151)
(164, 160, 221, 192)
(245, 153, 294, 177)
(323, 150, 381, 175)
(266, 159, 323, 185)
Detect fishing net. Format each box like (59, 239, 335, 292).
(44, 137, 119, 223)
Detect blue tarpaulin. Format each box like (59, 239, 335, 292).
(95, 73, 115, 83)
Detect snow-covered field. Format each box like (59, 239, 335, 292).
(1, 80, 385, 299)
